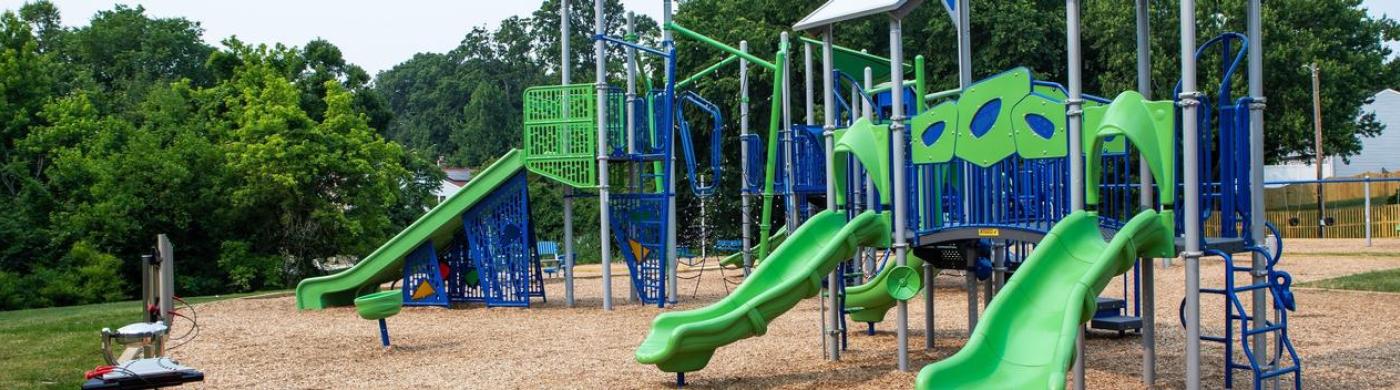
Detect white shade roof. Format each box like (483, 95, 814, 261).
(793, 0, 925, 31)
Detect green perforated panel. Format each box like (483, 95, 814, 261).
(910, 101, 958, 164)
(955, 67, 1031, 167)
(1010, 93, 1067, 159)
(523, 84, 607, 188)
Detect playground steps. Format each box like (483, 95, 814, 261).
(1089, 297, 1142, 333)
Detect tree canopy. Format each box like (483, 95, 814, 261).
(0, 0, 1394, 310)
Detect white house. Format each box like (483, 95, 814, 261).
(432, 167, 473, 203)
(1335, 88, 1400, 176)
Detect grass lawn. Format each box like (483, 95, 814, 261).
(0, 292, 276, 389)
(1301, 267, 1400, 293)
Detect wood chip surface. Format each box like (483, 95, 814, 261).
(174, 240, 1400, 389)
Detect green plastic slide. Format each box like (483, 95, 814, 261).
(915, 210, 1171, 389)
(716, 225, 788, 268)
(295, 150, 526, 310)
(636, 210, 892, 373)
(844, 254, 925, 323)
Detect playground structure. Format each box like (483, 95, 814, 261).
(624, 0, 1299, 388)
(288, 0, 1309, 388)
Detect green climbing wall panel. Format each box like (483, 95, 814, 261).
(1010, 93, 1068, 159)
(955, 68, 1031, 167)
(911, 101, 958, 164)
(523, 84, 613, 189)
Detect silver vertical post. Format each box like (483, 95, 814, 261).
(782, 33, 798, 229)
(957, 0, 977, 337)
(1181, 0, 1203, 386)
(560, 0, 576, 308)
(863, 66, 878, 282)
(157, 234, 174, 327)
(741, 40, 754, 274)
(1366, 176, 1373, 246)
(664, 0, 679, 306)
(1067, 0, 1086, 388)
(1247, 0, 1270, 380)
(889, 15, 910, 373)
(1135, 0, 1156, 384)
(626, 12, 641, 304)
(594, 0, 613, 311)
(822, 27, 840, 362)
(806, 42, 816, 127)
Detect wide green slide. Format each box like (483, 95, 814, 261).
(844, 254, 925, 323)
(295, 149, 526, 310)
(636, 210, 891, 373)
(916, 209, 1170, 389)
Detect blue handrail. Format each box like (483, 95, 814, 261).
(675, 90, 724, 197)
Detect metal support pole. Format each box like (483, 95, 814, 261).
(1073, 326, 1086, 390)
(822, 27, 840, 362)
(594, 0, 613, 311)
(1366, 176, 1373, 246)
(378, 318, 391, 348)
(1247, 0, 1271, 380)
(805, 42, 816, 127)
(1135, 0, 1156, 384)
(782, 32, 798, 229)
(560, 0, 576, 309)
(957, 0, 977, 338)
(1180, 0, 1203, 386)
(626, 13, 641, 305)
(157, 234, 174, 327)
(864, 67, 878, 284)
(664, 0, 679, 306)
(1067, 0, 1087, 387)
(741, 40, 754, 274)
(889, 15, 910, 373)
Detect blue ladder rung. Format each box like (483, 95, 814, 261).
(1260, 365, 1300, 380)
(1245, 323, 1285, 336)
(1233, 282, 1271, 292)
(1201, 287, 1229, 294)
(1200, 334, 1229, 343)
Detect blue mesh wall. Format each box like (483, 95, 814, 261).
(461, 172, 544, 307)
(402, 243, 449, 307)
(443, 234, 486, 303)
(609, 193, 667, 306)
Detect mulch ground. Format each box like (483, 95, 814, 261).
(174, 239, 1400, 389)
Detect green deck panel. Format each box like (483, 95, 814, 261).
(915, 210, 1173, 389)
(844, 254, 926, 323)
(833, 118, 892, 206)
(910, 101, 959, 164)
(1010, 93, 1068, 159)
(635, 210, 891, 373)
(295, 149, 527, 310)
(718, 225, 789, 268)
(955, 68, 1032, 167)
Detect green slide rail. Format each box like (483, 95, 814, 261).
(295, 150, 527, 310)
(635, 210, 891, 373)
(916, 210, 1171, 389)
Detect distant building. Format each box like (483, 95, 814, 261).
(1264, 88, 1400, 181)
(433, 159, 474, 203)
(1335, 88, 1400, 176)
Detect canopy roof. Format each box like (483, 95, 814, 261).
(793, 0, 925, 31)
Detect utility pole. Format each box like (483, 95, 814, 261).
(1311, 63, 1325, 239)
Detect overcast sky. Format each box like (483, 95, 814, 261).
(0, 0, 1396, 75)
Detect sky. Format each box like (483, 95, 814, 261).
(0, 0, 1395, 75)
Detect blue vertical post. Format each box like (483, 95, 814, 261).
(378, 319, 390, 348)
